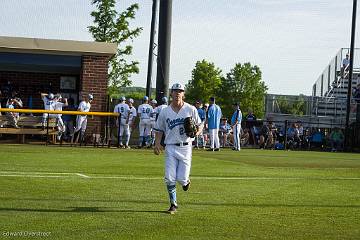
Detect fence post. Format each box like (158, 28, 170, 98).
(46, 115, 50, 146)
(284, 120, 288, 150)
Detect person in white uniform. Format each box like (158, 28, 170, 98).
(41, 92, 55, 128)
(231, 102, 242, 151)
(137, 96, 152, 148)
(125, 98, 137, 148)
(113, 96, 130, 148)
(154, 83, 202, 214)
(53, 94, 68, 140)
(72, 94, 93, 145)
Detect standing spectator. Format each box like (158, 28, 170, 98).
(137, 96, 152, 148)
(206, 97, 222, 151)
(113, 96, 130, 148)
(62, 97, 77, 141)
(231, 103, 242, 151)
(245, 109, 257, 145)
(72, 94, 93, 145)
(342, 53, 350, 77)
(329, 127, 344, 152)
(194, 100, 206, 149)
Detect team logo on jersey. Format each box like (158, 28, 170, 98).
(166, 118, 184, 130)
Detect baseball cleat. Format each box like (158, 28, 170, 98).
(182, 180, 191, 191)
(167, 204, 178, 214)
(214, 148, 220, 151)
(206, 148, 214, 151)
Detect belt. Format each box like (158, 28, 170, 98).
(171, 142, 190, 146)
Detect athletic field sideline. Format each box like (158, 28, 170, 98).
(0, 145, 359, 240)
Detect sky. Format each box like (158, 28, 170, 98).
(0, 0, 358, 95)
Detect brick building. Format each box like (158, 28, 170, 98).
(0, 36, 117, 133)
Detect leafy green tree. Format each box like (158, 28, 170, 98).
(276, 95, 306, 115)
(219, 63, 267, 118)
(88, 0, 142, 92)
(185, 60, 223, 104)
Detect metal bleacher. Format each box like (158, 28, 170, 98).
(311, 48, 359, 125)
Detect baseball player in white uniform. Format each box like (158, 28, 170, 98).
(53, 94, 68, 140)
(41, 93, 55, 128)
(156, 96, 168, 118)
(231, 103, 242, 151)
(154, 83, 202, 214)
(149, 99, 158, 146)
(113, 96, 130, 148)
(137, 96, 152, 148)
(125, 98, 137, 148)
(72, 94, 93, 144)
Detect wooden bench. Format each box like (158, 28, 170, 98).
(0, 115, 58, 143)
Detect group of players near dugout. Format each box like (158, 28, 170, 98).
(113, 88, 243, 152)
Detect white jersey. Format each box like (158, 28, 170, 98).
(156, 104, 167, 115)
(138, 103, 152, 119)
(53, 102, 65, 117)
(78, 101, 91, 119)
(150, 107, 157, 121)
(154, 102, 201, 145)
(42, 97, 55, 111)
(114, 103, 130, 119)
(128, 106, 137, 121)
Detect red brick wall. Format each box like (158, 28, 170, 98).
(80, 55, 110, 134)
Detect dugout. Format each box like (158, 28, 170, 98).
(0, 36, 117, 135)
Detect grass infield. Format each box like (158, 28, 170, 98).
(0, 144, 359, 239)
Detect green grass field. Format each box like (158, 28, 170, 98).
(0, 144, 359, 240)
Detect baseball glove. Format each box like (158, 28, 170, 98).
(184, 117, 197, 138)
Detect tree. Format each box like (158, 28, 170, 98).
(88, 0, 142, 93)
(276, 95, 306, 115)
(219, 63, 268, 118)
(185, 60, 223, 104)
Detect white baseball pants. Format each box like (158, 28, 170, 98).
(164, 144, 192, 186)
(209, 128, 220, 149)
(233, 124, 241, 150)
(139, 119, 151, 137)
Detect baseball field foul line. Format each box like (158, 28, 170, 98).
(0, 171, 360, 180)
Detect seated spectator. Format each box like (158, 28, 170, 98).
(259, 121, 274, 149)
(309, 129, 325, 149)
(329, 128, 344, 152)
(219, 118, 232, 147)
(6, 98, 21, 128)
(286, 123, 301, 149)
(240, 127, 250, 146)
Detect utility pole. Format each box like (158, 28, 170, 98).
(345, 0, 357, 149)
(155, 0, 172, 103)
(146, 0, 158, 98)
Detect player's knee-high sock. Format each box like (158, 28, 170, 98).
(125, 135, 130, 146)
(139, 136, 143, 146)
(166, 185, 177, 206)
